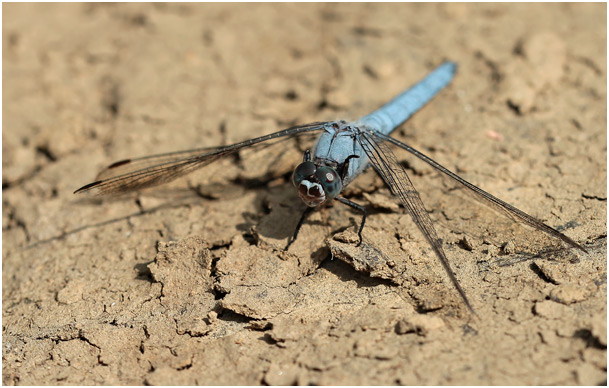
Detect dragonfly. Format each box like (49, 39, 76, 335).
(75, 62, 586, 312)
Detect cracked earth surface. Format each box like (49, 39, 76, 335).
(3, 3, 607, 385)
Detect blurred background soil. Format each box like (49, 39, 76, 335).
(2, 3, 606, 385)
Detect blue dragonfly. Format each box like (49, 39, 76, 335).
(75, 62, 586, 312)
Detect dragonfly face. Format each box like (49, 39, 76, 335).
(292, 157, 342, 207)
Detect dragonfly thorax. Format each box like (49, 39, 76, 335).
(292, 160, 342, 207)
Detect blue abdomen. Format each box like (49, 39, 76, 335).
(358, 62, 456, 134)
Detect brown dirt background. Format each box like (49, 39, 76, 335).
(2, 3, 607, 385)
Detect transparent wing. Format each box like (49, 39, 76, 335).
(356, 129, 474, 312)
(373, 132, 586, 254)
(74, 122, 329, 196)
(94, 147, 224, 181)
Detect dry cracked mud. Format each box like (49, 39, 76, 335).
(3, 3, 607, 385)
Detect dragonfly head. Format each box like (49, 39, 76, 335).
(292, 161, 342, 207)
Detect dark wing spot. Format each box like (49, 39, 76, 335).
(74, 180, 103, 194)
(108, 159, 131, 169)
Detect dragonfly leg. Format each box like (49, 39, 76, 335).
(338, 155, 360, 181)
(285, 206, 315, 250)
(335, 197, 366, 246)
(302, 149, 312, 162)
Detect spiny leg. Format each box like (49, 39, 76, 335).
(285, 206, 315, 250)
(338, 154, 360, 181)
(302, 149, 311, 162)
(335, 196, 366, 246)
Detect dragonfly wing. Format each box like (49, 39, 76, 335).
(75, 122, 329, 196)
(94, 146, 225, 181)
(356, 129, 474, 312)
(373, 132, 586, 253)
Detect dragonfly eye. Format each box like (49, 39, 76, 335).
(292, 161, 317, 187)
(315, 166, 342, 199)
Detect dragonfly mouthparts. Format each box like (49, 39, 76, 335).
(298, 180, 326, 207)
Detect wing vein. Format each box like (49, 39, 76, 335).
(357, 129, 474, 312)
(374, 132, 586, 253)
(75, 122, 328, 195)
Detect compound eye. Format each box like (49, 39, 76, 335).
(292, 161, 317, 187)
(315, 166, 342, 199)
